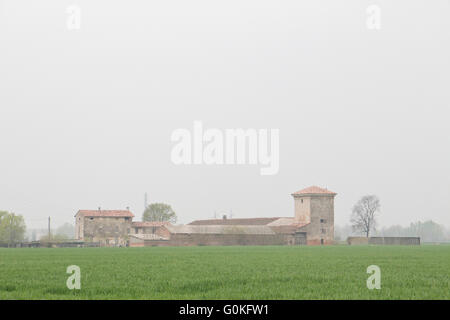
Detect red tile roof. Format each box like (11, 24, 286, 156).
(76, 210, 134, 218)
(292, 186, 337, 196)
(131, 221, 170, 227)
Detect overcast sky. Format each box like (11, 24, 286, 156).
(1, 0, 449, 229)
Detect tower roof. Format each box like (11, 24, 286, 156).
(292, 186, 337, 196)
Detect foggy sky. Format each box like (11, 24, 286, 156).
(1, 0, 449, 229)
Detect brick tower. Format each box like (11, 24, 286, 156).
(291, 186, 337, 245)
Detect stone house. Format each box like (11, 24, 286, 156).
(75, 209, 134, 247)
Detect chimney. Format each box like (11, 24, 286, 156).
(222, 214, 227, 220)
(98, 207, 101, 211)
(126, 206, 130, 211)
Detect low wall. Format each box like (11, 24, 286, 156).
(141, 233, 306, 247)
(0, 241, 100, 248)
(347, 237, 420, 245)
(307, 239, 335, 245)
(369, 237, 420, 245)
(347, 237, 369, 245)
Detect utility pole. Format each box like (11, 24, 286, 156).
(9, 214, 13, 248)
(48, 216, 51, 241)
(144, 193, 148, 211)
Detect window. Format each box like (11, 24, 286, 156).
(320, 219, 326, 223)
(89, 217, 94, 221)
(301, 199, 303, 203)
(321, 228, 326, 234)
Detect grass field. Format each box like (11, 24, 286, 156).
(0, 245, 449, 299)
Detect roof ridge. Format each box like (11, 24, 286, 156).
(76, 209, 134, 218)
(292, 186, 337, 195)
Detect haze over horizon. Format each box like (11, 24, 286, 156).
(1, 1, 449, 230)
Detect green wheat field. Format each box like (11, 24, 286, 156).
(0, 245, 449, 299)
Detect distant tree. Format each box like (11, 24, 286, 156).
(0, 211, 26, 246)
(55, 223, 75, 239)
(350, 195, 380, 237)
(40, 234, 69, 242)
(371, 220, 449, 243)
(334, 224, 354, 241)
(408, 220, 446, 242)
(143, 203, 177, 223)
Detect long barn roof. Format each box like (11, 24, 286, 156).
(166, 224, 277, 235)
(189, 217, 286, 226)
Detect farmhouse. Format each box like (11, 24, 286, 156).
(75, 209, 134, 246)
(76, 186, 337, 247)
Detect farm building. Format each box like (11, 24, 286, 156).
(129, 223, 307, 247)
(75, 209, 134, 246)
(129, 186, 337, 247)
(130, 221, 171, 236)
(76, 186, 337, 247)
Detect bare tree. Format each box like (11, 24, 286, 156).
(350, 195, 380, 237)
